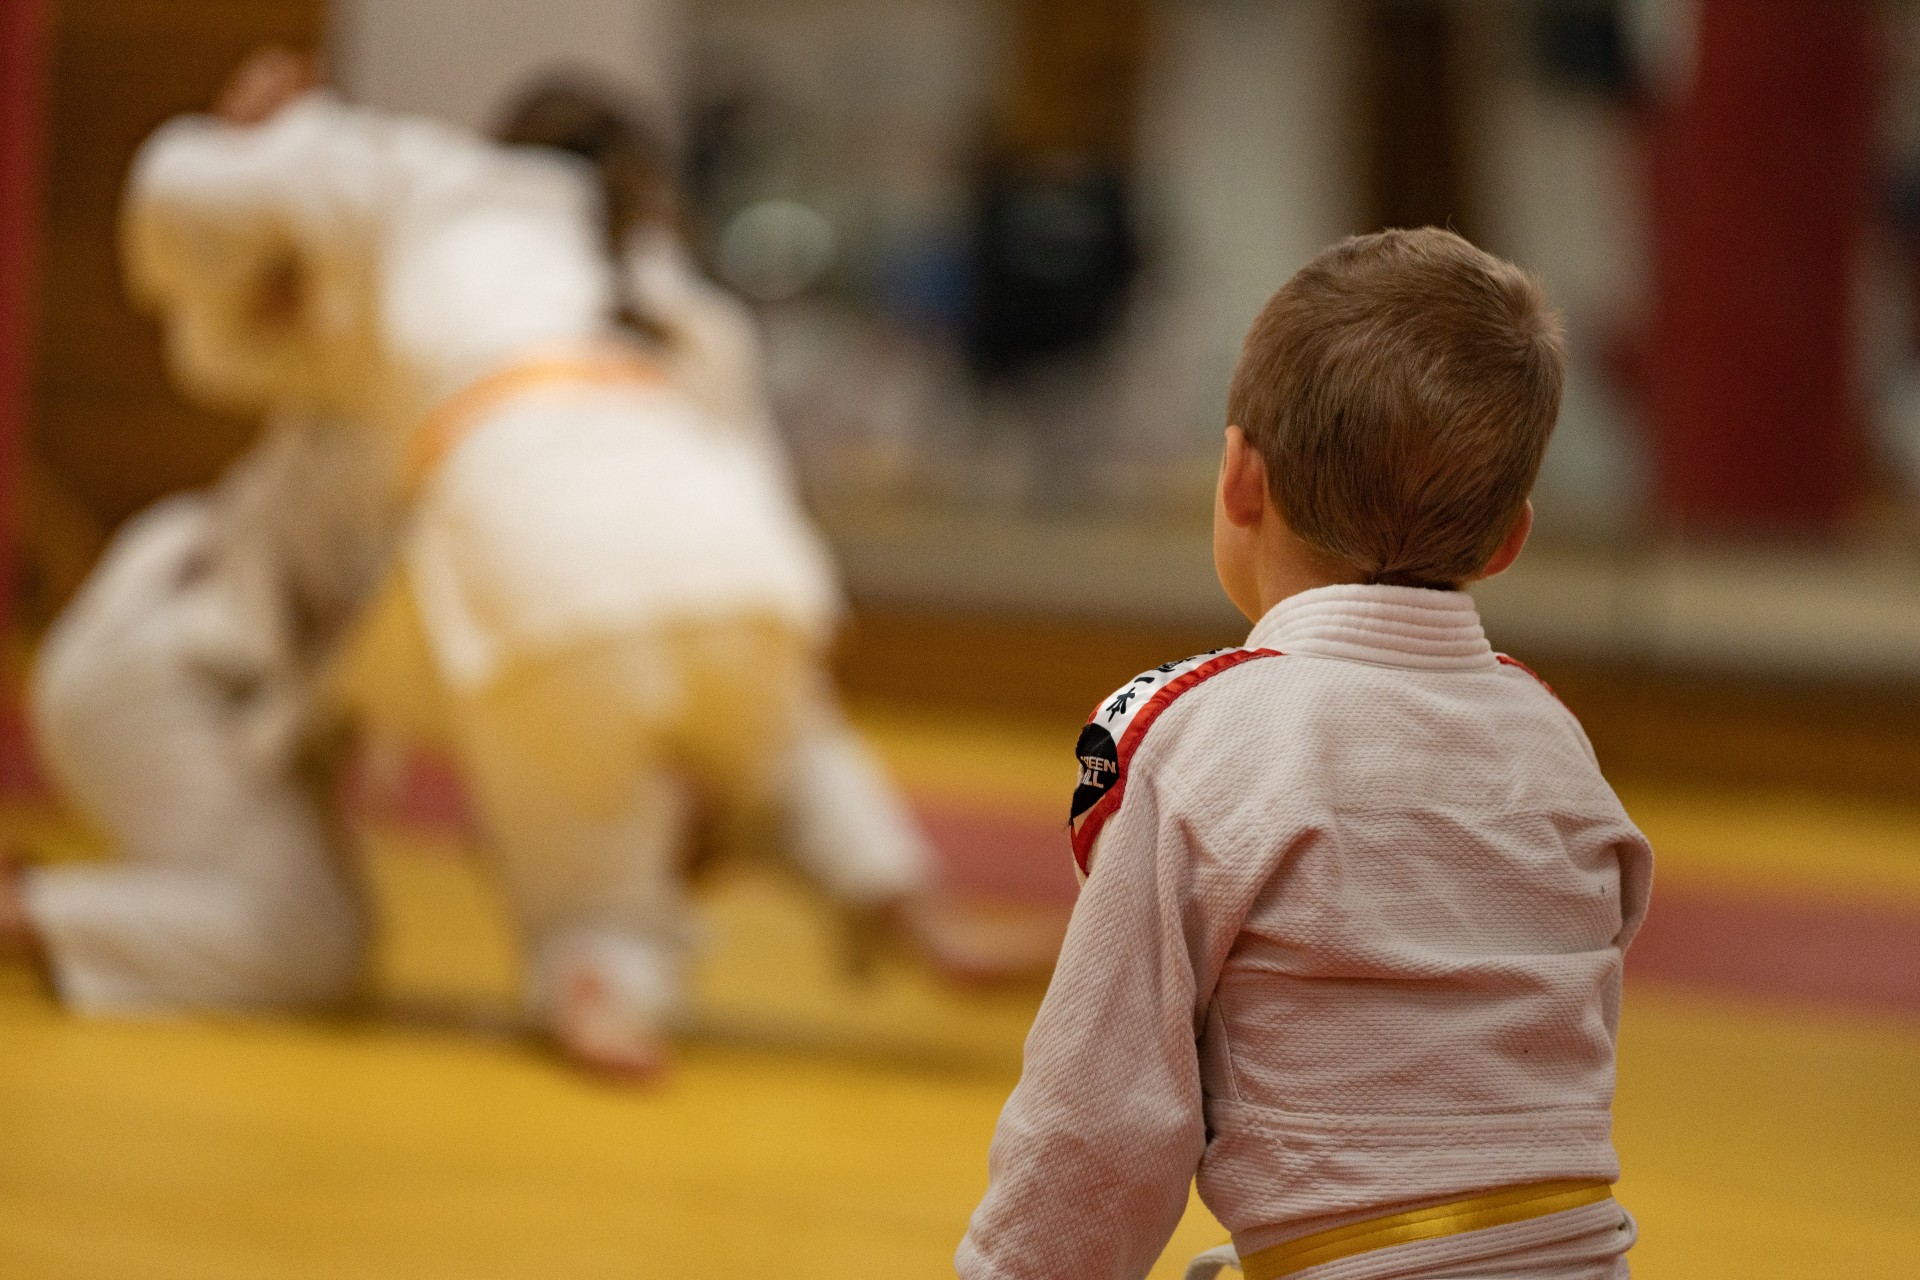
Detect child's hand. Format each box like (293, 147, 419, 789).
(213, 46, 321, 126)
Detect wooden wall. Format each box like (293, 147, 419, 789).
(26, 0, 326, 620)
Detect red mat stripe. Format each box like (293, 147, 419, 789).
(917, 802, 1920, 1020)
(8, 705, 1913, 1020)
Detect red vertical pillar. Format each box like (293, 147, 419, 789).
(0, 0, 51, 636)
(1647, 0, 1874, 535)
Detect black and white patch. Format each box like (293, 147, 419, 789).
(1070, 721, 1121, 830)
(1068, 648, 1235, 831)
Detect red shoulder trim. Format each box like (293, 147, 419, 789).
(1496, 654, 1564, 704)
(1068, 648, 1284, 876)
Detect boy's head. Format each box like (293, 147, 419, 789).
(1223, 227, 1563, 595)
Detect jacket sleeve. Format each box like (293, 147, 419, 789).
(956, 761, 1227, 1280)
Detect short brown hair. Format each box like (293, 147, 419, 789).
(1226, 227, 1563, 589)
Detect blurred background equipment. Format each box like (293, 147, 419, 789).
(1645, 0, 1873, 534)
(1, 1, 1918, 1278)
(963, 0, 1146, 378)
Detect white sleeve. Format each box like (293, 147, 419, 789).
(956, 764, 1229, 1280)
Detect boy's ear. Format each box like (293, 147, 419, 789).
(1220, 425, 1269, 529)
(1477, 500, 1534, 580)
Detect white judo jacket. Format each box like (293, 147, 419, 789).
(957, 584, 1653, 1280)
(403, 366, 840, 692)
(124, 93, 843, 696)
(40, 91, 924, 1031)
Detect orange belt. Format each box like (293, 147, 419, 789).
(402, 343, 669, 492)
(1237, 1180, 1616, 1280)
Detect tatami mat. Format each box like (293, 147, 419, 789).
(1, 705, 1916, 1278)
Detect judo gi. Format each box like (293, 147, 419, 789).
(105, 92, 930, 1040)
(958, 585, 1653, 1280)
(25, 417, 393, 1011)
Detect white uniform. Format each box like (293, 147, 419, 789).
(359, 361, 926, 1023)
(25, 419, 393, 1012)
(113, 94, 930, 1031)
(958, 585, 1653, 1280)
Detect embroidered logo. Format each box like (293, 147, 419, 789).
(1067, 646, 1284, 879)
(1070, 722, 1122, 833)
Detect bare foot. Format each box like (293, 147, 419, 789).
(214, 47, 321, 125)
(551, 963, 670, 1081)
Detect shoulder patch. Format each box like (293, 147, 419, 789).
(1068, 646, 1285, 879)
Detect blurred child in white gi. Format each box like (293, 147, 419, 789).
(957, 230, 1654, 1280)
(3, 53, 1018, 1075)
(0, 58, 394, 1014)
(3, 412, 391, 1012)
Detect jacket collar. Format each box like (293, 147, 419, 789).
(1246, 583, 1496, 670)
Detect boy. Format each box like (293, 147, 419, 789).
(956, 228, 1653, 1280)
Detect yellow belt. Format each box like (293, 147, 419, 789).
(1238, 1179, 1615, 1280)
(402, 342, 669, 493)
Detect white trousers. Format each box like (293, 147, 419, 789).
(25, 497, 366, 1013)
(28, 517, 930, 1028)
(430, 610, 931, 1025)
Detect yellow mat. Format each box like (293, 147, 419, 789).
(1, 704, 1917, 1278)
